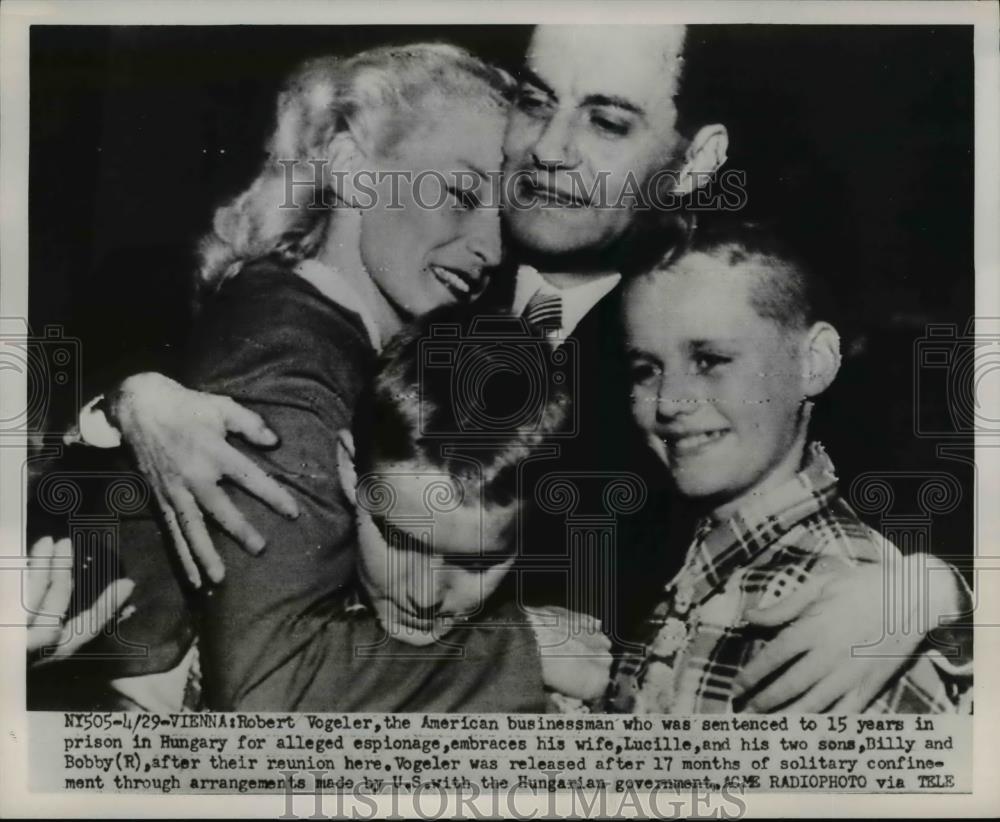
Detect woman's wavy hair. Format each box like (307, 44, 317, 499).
(197, 44, 514, 297)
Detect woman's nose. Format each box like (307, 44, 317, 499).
(466, 208, 502, 269)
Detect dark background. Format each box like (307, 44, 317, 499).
(29, 25, 974, 556)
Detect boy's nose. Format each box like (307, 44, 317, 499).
(656, 374, 704, 420)
(406, 570, 446, 618)
(406, 598, 445, 621)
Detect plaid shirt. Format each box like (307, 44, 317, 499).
(606, 442, 972, 714)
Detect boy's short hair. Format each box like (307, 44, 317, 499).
(650, 217, 835, 331)
(354, 303, 571, 508)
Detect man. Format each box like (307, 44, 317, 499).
(70, 25, 969, 710)
(483, 26, 729, 641)
(502, 26, 726, 272)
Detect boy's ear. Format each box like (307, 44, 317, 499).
(802, 321, 842, 398)
(673, 124, 729, 196)
(336, 429, 358, 506)
(476, 554, 517, 603)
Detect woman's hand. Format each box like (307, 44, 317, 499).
(27, 536, 134, 660)
(107, 372, 299, 587)
(733, 554, 963, 712)
(526, 606, 612, 702)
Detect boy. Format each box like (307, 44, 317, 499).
(319, 304, 611, 711)
(606, 221, 972, 714)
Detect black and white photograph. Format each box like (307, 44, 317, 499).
(1, 0, 997, 816)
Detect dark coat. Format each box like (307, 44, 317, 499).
(480, 266, 686, 651)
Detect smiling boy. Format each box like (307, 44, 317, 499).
(606, 221, 972, 714)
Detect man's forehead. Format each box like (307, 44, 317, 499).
(525, 25, 685, 110)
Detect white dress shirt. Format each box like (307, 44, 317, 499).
(511, 264, 622, 343)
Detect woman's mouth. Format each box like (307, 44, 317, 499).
(431, 264, 474, 299)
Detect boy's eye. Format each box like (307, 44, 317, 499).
(693, 353, 732, 373)
(446, 555, 509, 572)
(629, 360, 662, 386)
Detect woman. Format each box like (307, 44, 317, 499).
(86, 44, 578, 712)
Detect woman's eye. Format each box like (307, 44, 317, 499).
(447, 186, 479, 211)
(515, 89, 550, 116)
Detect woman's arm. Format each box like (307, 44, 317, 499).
(77, 373, 299, 587)
(166, 263, 375, 709)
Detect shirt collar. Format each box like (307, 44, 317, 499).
(295, 259, 381, 351)
(677, 441, 840, 605)
(512, 264, 622, 339)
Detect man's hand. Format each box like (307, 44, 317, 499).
(734, 554, 963, 712)
(526, 606, 612, 702)
(27, 536, 134, 660)
(107, 372, 299, 587)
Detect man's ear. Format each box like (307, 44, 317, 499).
(336, 429, 358, 506)
(802, 321, 842, 398)
(673, 124, 729, 196)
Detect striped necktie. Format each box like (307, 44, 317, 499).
(523, 289, 563, 335)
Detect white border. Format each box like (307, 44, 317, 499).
(2, 1, 998, 818)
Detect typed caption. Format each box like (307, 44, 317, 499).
(31, 711, 970, 796)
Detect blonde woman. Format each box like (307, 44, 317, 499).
(86, 45, 571, 712)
